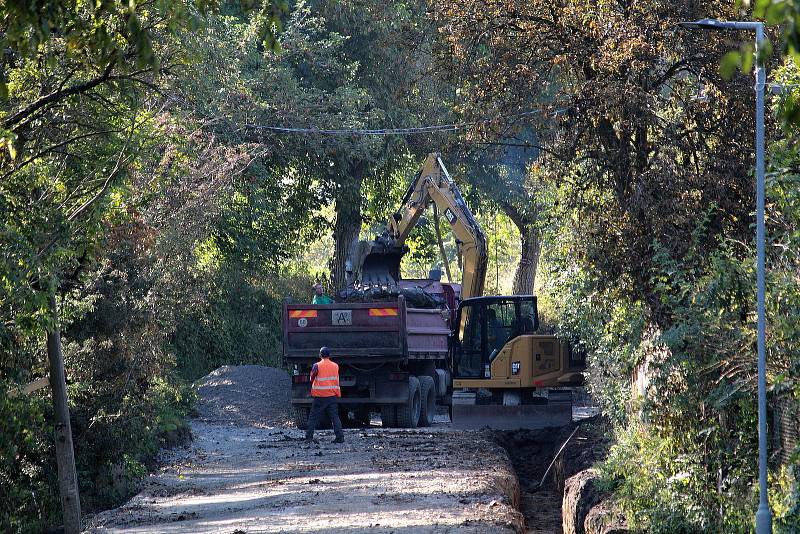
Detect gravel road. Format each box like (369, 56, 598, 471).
(85, 366, 525, 533)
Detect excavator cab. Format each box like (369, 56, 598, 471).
(453, 296, 539, 379)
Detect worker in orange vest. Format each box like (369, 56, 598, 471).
(305, 346, 345, 443)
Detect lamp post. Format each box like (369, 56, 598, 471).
(677, 18, 770, 534)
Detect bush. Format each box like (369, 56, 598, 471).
(171, 265, 315, 379)
(0, 391, 59, 534)
(69, 375, 195, 513)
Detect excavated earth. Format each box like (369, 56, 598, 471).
(84, 365, 531, 533)
(494, 422, 610, 534)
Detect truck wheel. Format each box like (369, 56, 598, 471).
(381, 405, 397, 428)
(291, 405, 310, 430)
(340, 408, 357, 428)
(418, 375, 436, 427)
(396, 376, 421, 428)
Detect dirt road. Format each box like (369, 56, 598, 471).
(85, 367, 527, 533)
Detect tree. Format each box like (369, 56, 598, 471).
(241, 0, 455, 290)
(0, 2, 291, 530)
(0, 4, 213, 531)
(457, 133, 546, 294)
(431, 0, 788, 529)
(434, 0, 756, 305)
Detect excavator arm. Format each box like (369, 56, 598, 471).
(348, 153, 487, 301)
(387, 153, 488, 300)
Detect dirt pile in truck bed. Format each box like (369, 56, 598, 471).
(194, 365, 291, 428)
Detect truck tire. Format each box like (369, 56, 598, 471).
(418, 375, 436, 427)
(381, 405, 397, 428)
(396, 376, 421, 428)
(291, 405, 310, 430)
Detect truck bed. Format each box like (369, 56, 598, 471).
(283, 296, 450, 363)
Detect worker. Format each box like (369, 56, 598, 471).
(312, 283, 334, 304)
(305, 346, 345, 443)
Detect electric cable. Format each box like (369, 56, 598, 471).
(242, 108, 567, 136)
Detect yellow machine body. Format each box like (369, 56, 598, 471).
(453, 335, 584, 390)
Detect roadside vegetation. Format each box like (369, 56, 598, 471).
(434, 0, 800, 531)
(1, 0, 799, 533)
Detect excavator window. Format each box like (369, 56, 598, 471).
(456, 307, 485, 378)
(453, 296, 540, 379)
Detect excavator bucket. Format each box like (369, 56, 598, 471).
(360, 247, 404, 286)
(450, 391, 573, 430)
(346, 237, 407, 288)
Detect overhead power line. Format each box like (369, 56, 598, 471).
(246, 123, 465, 135)
(242, 108, 566, 136)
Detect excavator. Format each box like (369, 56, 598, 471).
(350, 152, 585, 429)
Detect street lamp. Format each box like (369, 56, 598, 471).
(678, 18, 771, 534)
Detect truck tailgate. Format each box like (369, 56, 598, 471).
(283, 300, 406, 360)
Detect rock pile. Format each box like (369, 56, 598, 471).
(194, 365, 292, 428)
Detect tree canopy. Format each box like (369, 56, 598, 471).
(3, 0, 800, 532)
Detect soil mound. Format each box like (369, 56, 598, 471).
(194, 365, 291, 428)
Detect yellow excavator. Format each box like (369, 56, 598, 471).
(352, 152, 584, 429)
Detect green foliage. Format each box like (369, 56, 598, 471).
(69, 376, 195, 512)
(752, 0, 800, 67)
(600, 422, 757, 533)
(536, 128, 800, 530)
(439, 0, 800, 527)
(172, 265, 313, 379)
(771, 466, 800, 532)
(0, 1, 299, 530)
(0, 392, 58, 534)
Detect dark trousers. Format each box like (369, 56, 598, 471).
(306, 396, 344, 440)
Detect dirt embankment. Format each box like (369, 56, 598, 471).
(85, 365, 525, 533)
(495, 420, 612, 534)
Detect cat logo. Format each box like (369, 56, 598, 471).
(444, 207, 457, 224)
(332, 310, 352, 326)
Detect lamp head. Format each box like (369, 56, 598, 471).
(678, 18, 739, 31)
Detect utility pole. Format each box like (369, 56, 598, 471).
(47, 291, 81, 533)
(677, 18, 771, 533)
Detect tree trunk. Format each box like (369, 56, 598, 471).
(331, 161, 366, 291)
(512, 220, 541, 295)
(502, 204, 541, 295)
(47, 293, 81, 533)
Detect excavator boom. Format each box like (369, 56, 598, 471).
(347, 153, 487, 301)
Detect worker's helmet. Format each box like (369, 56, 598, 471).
(319, 346, 331, 357)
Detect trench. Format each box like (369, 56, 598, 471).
(495, 416, 611, 534)
(495, 427, 568, 534)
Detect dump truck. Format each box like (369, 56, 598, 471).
(284, 282, 456, 428)
(283, 153, 584, 429)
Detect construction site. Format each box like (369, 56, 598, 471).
(5, 3, 798, 533)
(85, 365, 612, 533)
(85, 154, 614, 533)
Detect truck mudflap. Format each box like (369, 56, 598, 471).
(450, 390, 573, 430)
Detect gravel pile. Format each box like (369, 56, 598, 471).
(194, 365, 292, 428)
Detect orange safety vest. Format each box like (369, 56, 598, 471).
(311, 358, 341, 397)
